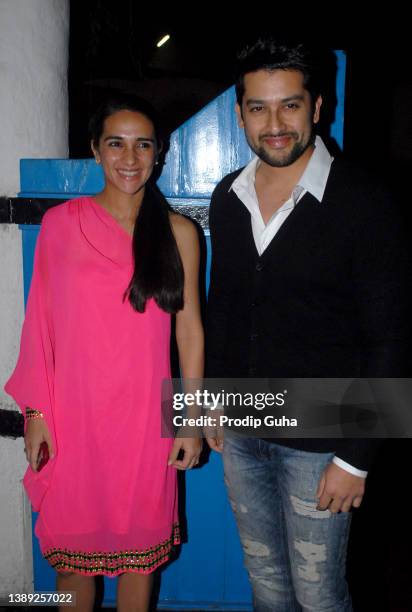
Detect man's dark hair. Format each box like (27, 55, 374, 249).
(235, 39, 323, 107)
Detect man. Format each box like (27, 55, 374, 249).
(206, 40, 410, 611)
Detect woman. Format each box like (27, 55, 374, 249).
(5, 95, 203, 611)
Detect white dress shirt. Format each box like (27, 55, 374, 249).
(229, 136, 367, 479)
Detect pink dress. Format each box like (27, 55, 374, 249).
(5, 197, 179, 576)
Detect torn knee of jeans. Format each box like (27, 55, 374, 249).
(243, 538, 270, 558)
(290, 495, 330, 519)
(250, 565, 276, 579)
(249, 565, 277, 591)
(294, 539, 327, 583)
(249, 574, 277, 591)
(255, 578, 275, 591)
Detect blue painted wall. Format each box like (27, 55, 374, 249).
(18, 51, 346, 609)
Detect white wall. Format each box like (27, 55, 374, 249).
(0, 0, 69, 196)
(0, 0, 70, 595)
(0, 225, 33, 596)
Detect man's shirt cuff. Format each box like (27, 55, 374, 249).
(333, 456, 368, 478)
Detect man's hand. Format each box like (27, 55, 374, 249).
(204, 420, 224, 453)
(206, 436, 224, 453)
(316, 462, 365, 513)
(168, 437, 202, 470)
(24, 419, 54, 472)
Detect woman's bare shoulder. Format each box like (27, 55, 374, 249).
(169, 211, 198, 245)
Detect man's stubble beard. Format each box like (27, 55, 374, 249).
(247, 128, 316, 168)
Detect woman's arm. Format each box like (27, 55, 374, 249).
(4, 211, 56, 471)
(167, 213, 204, 470)
(172, 213, 204, 380)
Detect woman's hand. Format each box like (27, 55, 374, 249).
(168, 437, 202, 470)
(24, 418, 54, 472)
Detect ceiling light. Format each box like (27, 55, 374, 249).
(157, 35, 170, 48)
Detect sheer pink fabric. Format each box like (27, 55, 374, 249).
(5, 197, 179, 575)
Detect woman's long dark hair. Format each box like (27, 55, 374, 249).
(89, 94, 184, 314)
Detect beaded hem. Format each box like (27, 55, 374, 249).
(43, 523, 180, 576)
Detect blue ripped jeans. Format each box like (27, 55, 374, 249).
(223, 435, 353, 612)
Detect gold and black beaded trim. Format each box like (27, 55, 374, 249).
(26, 408, 44, 420)
(43, 524, 180, 576)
